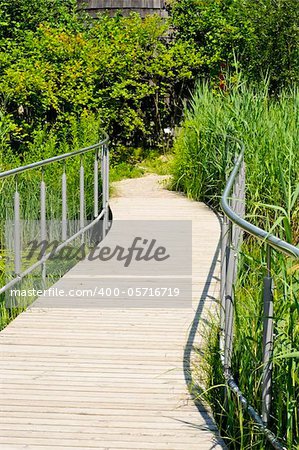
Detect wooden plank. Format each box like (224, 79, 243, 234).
(0, 437, 222, 450)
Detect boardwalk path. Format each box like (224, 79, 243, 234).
(0, 175, 223, 449)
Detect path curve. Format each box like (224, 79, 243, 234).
(0, 174, 224, 449)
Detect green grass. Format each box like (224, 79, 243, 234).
(171, 80, 299, 448)
(139, 151, 173, 176)
(110, 149, 173, 183)
(110, 162, 144, 182)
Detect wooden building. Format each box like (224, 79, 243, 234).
(79, 1, 168, 18)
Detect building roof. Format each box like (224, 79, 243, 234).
(79, 0, 168, 18)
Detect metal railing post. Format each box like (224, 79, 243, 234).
(220, 214, 229, 359)
(262, 244, 274, 425)
(40, 171, 47, 282)
(105, 144, 110, 230)
(224, 220, 234, 372)
(240, 161, 246, 221)
(14, 181, 21, 277)
(102, 144, 108, 237)
(62, 164, 67, 241)
(231, 157, 238, 254)
(80, 155, 85, 240)
(94, 149, 99, 218)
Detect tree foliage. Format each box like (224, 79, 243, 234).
(0, 0, 83, 38)
(168, 0, 299, 89)
(0, 2, 201, 157)
(1, 0, 297, 159)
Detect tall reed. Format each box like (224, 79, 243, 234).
(172, 81, 299, 448)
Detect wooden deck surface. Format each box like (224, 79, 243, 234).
(0, 175, 224, 449)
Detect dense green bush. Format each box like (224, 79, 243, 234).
(0, 0, 84, 38)
(0, 3, 201, 160)
(168, 0, 299, 90)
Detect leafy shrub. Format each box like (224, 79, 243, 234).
(168, 0, 299, 90)
(0, 0, 84, 39)
(0, 10, 201, 158)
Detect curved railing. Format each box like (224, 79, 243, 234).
(220, 137, 299, 450)
(0, 133, 110, 297)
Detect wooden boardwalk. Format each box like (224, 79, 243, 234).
(0, 175, 223, 449)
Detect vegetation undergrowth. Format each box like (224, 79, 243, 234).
(110, 149, 173, 183)
(171, 80, 299, 448)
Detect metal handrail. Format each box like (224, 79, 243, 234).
(0, 132, 110, 297)
(0, 133, 108, 179)
(220, 137, 298, 450)
(221, 142, 299, 259)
